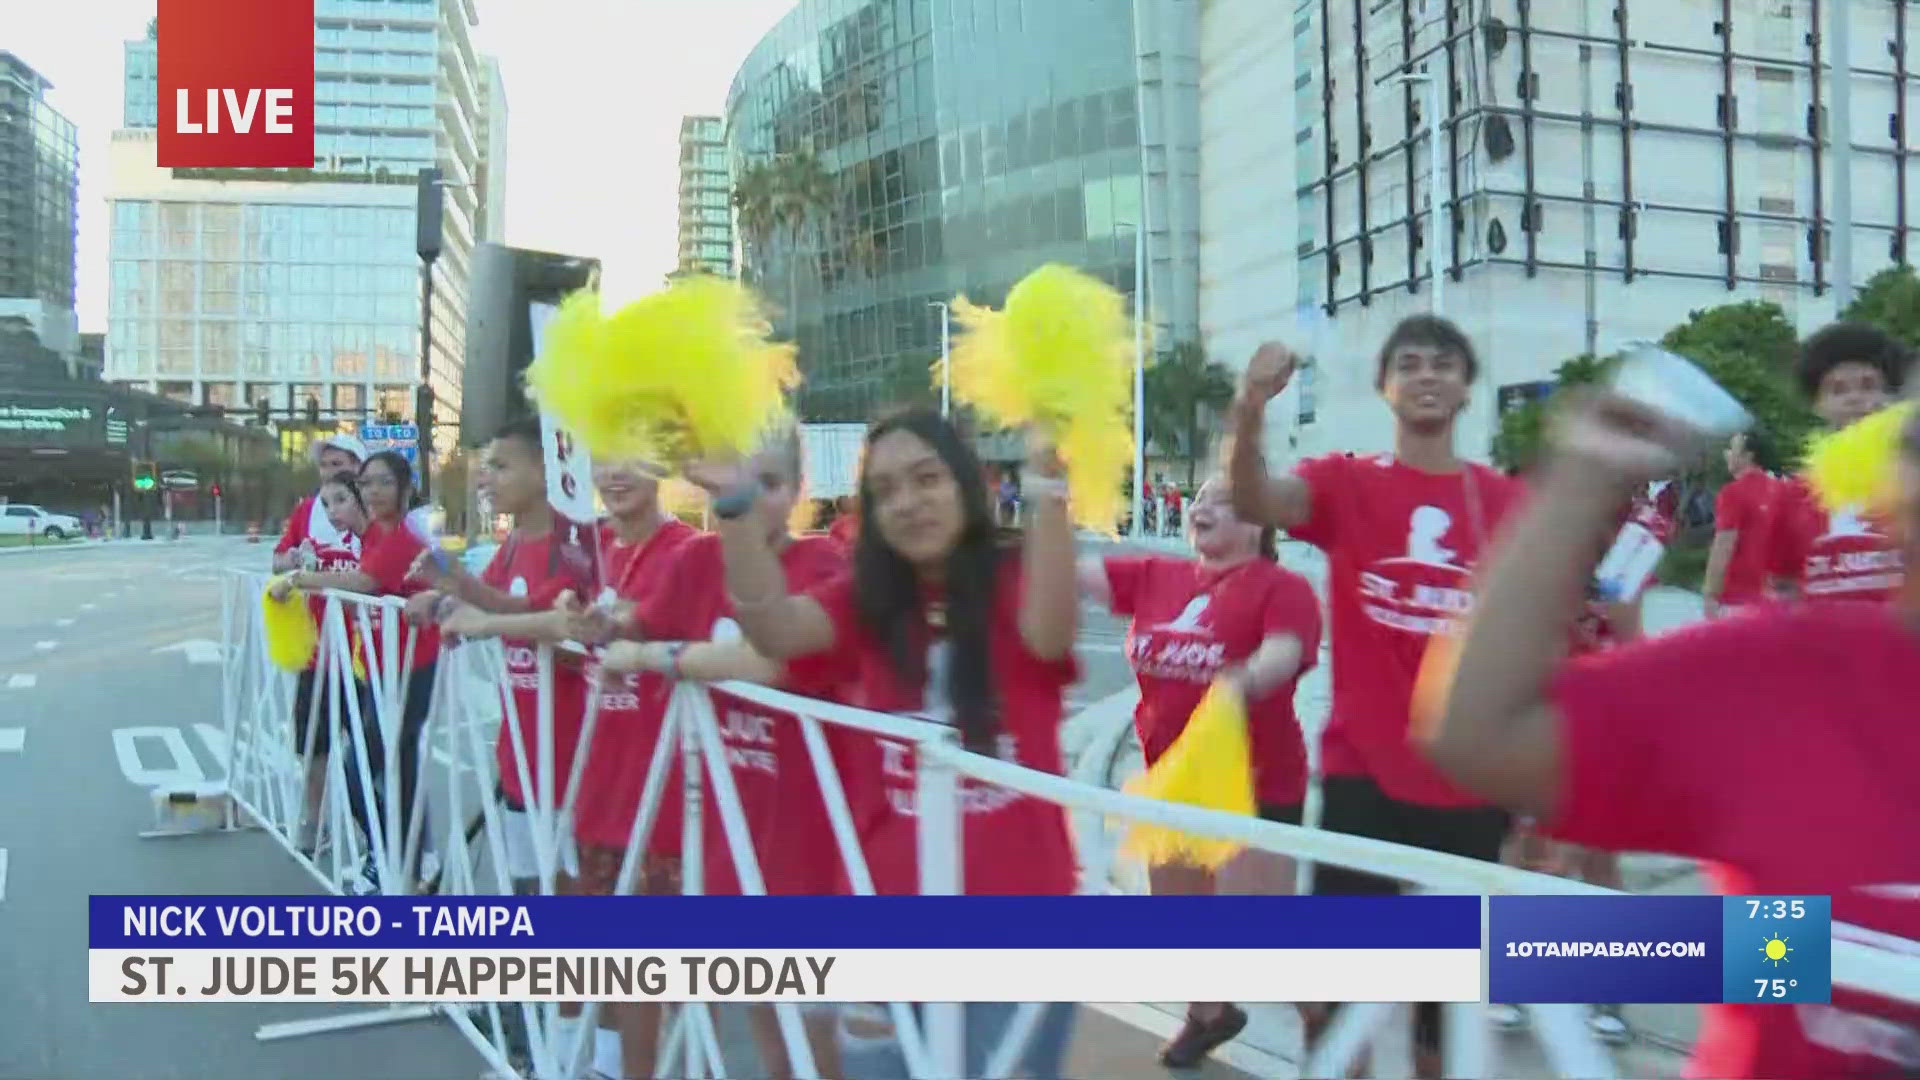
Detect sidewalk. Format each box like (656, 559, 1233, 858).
(1063, 538, 1708, 1076)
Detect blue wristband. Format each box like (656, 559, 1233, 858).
(711, 481, 760, 520)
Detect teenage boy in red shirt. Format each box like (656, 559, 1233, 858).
(1702, 428, 1778, 617)
(1224, 314, 1524, 1074)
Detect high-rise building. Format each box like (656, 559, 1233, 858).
(107, 2, 503, 444)
(1200, 0, 1917, 462)
(725, 0, 1201, 429)
(0, 51, 80, 356)
(677, 115, 732, 277)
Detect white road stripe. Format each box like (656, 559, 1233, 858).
(5, 674, 33, 689)
(55, 618, 75, 627)
(32, 641, 55, 652)
(0, 849, 8, 901)
(80, 603, 97, 611)
(1076, 642, 1125, 653)
(0, 729, 24, 752)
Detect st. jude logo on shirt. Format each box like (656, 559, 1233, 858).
(1132, 592, 1229, 684)
(708, 616, 777, 776)
(1358, 505, 1475, 637)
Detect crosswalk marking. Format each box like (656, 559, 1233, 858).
(32, 641, 55, 652)
(5, 675, 34, 689)
(55, 618, 74, 627)
(0, 849, 8, 901)
(0, 729, 24, 752)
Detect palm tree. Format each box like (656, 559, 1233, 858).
(730, 162, 779, 284)
(1144, 340, 1236, 486)
(770, 152, 833, 326)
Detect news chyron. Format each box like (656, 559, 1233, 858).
(156, 0, 315, 169)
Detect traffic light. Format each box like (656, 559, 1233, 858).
(210, 482, 222, 499)
(132, 461, 157, 491)
(256, 398, 270, 426)
(305, 397, 320, 424)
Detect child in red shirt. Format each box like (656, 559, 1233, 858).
(687, 409, 1083, 1080)
(1083, 474, 1321, 1068)
(1425, 390, 1920, 1080)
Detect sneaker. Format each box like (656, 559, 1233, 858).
(343, 857, 382, 897)
(1490, 1003, 1529, 1031)
(1159, 1004, 1248, 1069)
(1589, 1004, 1631, 1045)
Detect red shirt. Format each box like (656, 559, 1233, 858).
(1767, 474, 1905, 604)
(1548, 603, 1920, 1080)
(1573, 494, 1673, 655)
(571, 518, 698, 852)
(481, 530, 594, 810)
(793, 558, 1080, 896)
(1713, 468, 1777, 605)
(276, 495, 362, 660)
(828, 514, 859, 548)
(1104, 555, 1322, 806)
(354, 520, 440, 676)
(636, 533, 849, 895)
(1289, 452, 1525, 807)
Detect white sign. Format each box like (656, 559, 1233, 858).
(528, 300, 597, 524)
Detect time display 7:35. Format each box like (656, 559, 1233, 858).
(1747, 899, 1807, 920)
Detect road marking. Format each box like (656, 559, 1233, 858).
(5, 674, 33, 689)
(33, 641, 55, 652)
(154, 639, 224, 665)
(0, 849, 8, 901)
(81, 603, 98, 611)
(193, 723, 230, 772)
(1076, 642, 1125, 653)
(0, 729, 23, 752)
(55, 618, 75, 627)
(111, 727, 207, 787)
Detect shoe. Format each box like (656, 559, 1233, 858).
(1159, 1004, 1248, 1069)
(344, 857, 382, 897)
(1589, 1005, 1631, 1045)
(1490, 1003, 1529, 1031)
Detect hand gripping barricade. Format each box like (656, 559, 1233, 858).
(203, 569, 1920, 1080)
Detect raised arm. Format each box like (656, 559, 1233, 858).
(1074, 556, 1113, 608)
(1419, 394, 1705, 816)
(1223, 343, 1313, 531)
(693, 463, 837, 662)
(1017, 437, 1078, 661)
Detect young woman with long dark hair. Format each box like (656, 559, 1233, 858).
(283, 471, 371, 855)
(687, 408, 1083, 1079)
(1076, 474, 1321, 1068)
(275, 450, 439, 894)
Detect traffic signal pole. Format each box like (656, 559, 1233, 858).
(139, 423, 154, 541)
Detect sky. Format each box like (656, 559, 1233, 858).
(9, 0, 797, 333)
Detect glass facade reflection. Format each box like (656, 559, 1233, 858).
(0, 52, 79, 310)
(678, 116, 733, 276)
(106, 197, 421, 412)
(726, 0, 1147, 423)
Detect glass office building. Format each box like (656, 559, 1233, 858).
(111, 0, 504, 436)
(726, 0, 1162, 424)
(0, 52, 80, 332)
(678, 116, 733, 277)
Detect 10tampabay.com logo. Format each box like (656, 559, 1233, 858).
(156, 0, 315, 168)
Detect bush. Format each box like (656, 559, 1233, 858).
(1656, 540, 1710, 591)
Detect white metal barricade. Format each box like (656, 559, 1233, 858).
(202, 570, 1920, 1080)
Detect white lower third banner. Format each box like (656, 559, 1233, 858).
(92, 948, 1483, 1003)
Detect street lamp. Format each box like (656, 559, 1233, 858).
(414, 167, 474, 502)
(1116, 217, 1147, 538)
(1395, 70, 1448, 315)
(929, 300, 952, 417)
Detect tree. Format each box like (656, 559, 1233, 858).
(730, 162, 779, 284)
(1490, 353, 1610, 473)
(1143, 340, 1235, 486)
(730, 152, 833, 334)
(1659, 299, 1799, 377)
(1842, 264, 1920, 350)
(146, 16, 157, 39)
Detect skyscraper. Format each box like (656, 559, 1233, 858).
(677, 115, 732, 277)
(0, 51, 80, 356)
(107, 2, 503, 444)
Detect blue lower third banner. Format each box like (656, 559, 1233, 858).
(89, 895, 1483, 1003)
(1490, 895, 1832, 1005)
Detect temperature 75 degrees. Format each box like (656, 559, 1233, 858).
(1755, 978, 1799, 999)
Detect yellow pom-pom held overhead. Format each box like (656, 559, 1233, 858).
(943, 264, 1141, 533)
(1121, 680, 1257, 870)
(1805, 399, 1917, 514)
(261, 576, 319, 672)
(522, 276, 800, 466)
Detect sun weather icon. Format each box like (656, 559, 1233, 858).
(1761, 934, 1792, 967)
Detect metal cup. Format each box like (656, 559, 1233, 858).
(1608, 342, 1753, 437)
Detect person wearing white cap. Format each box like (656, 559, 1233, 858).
(272, 431, 368, 855)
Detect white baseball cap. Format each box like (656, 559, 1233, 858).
(310, 432, 368, 465)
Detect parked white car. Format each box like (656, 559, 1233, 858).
(0, 504, 85, 539)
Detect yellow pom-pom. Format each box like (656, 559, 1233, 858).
(1805, 400, 1917, 513)
(261, 577, 319, 672)
(523, 276, 800, 466)
(944, 264, 1141, 534)
(1120, 680, 1256, 870)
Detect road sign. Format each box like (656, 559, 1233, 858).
(358, 421, 419, 464)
